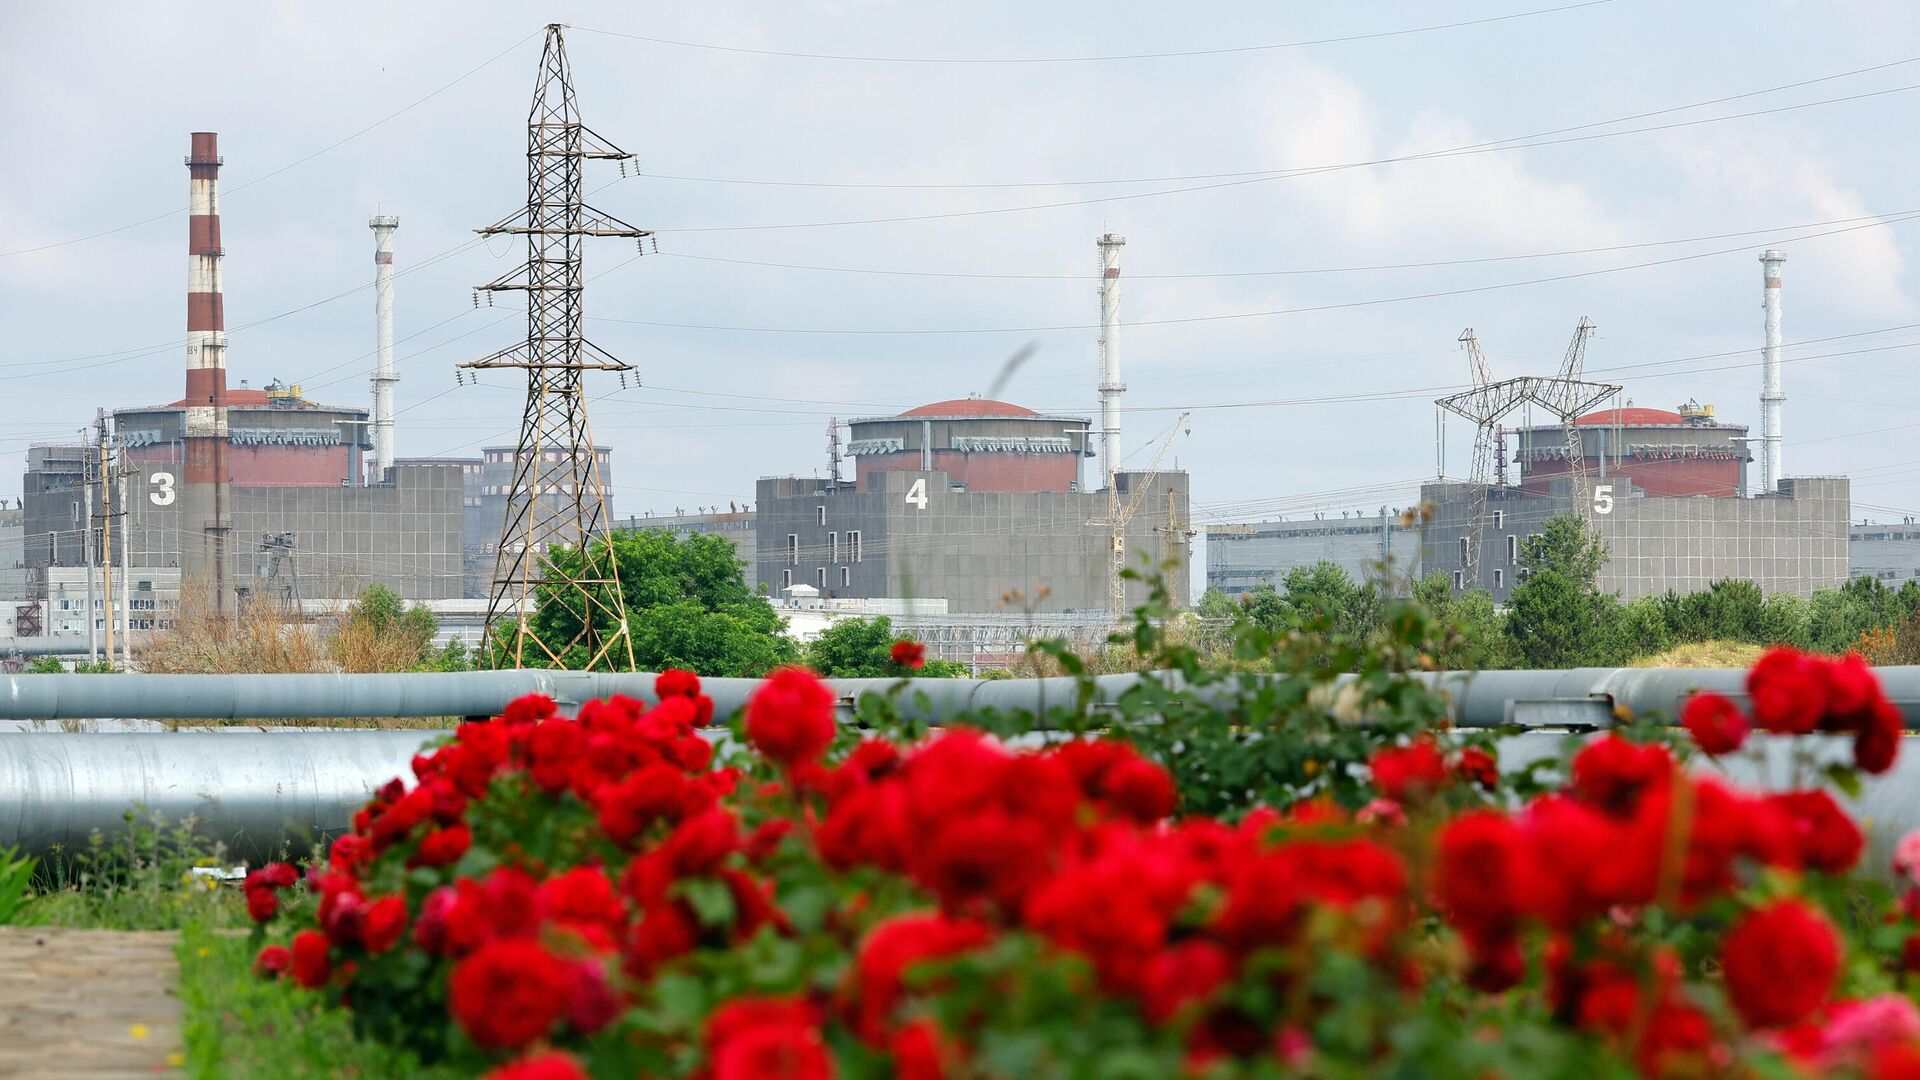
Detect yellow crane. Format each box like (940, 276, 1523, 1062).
(1090, 412, 1190, 621)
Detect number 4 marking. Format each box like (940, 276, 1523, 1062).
(905, 478, 928, 510)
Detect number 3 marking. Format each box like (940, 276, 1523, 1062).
(149, 472, 176, 507)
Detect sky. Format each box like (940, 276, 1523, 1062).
(5, 0, 1920, 562)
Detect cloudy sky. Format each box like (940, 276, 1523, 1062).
(5, 1, 1920, 553)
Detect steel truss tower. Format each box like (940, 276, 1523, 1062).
(461, 24, 650, 670)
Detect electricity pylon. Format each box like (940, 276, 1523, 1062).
(461, 24, 650, 670)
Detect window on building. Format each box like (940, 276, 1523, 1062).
(1453, 570, 1463, 590)
(788, 534, 799, 565)
(848, 530, 862, 562)
(828, 532, 838, 563)
(1493, 569, 1504, 589)
(817, 505, 826, 526)
(840, 567, 850, 588)
(816, 567, 826, 589)
(1507, 535, 1518, 565)
(1494, 510, 1505, 528)
(1458, 536, 1470, 565)
(782, 569, 792, 589)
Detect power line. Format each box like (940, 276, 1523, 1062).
(646, 81, 1920, 235)
(0, 31, 540, 259)
(589, 211, 1920, 336)
(569, 2, 1611, 64)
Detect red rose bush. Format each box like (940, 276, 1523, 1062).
(247, 654, 1920, 1077)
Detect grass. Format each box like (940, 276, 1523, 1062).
(179, 923, 458, 1079)
(1625, 640, 1767, 669)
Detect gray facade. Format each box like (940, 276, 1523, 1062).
(24, 461, 465, 602)
(1852, 521, 1920, 584)
(463, 445, 615, 600)
(1205, 514, 1423, 597)
(754, 468, 1191, 614)
(1420, 476, 1850, 601)
(614, 511, 758, 589)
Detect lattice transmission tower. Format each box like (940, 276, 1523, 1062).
(461, 24, 651, 670)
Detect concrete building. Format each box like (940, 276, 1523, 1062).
(1206, 512, 1423, 597)
(1511, 402, 1749, 497)
(614, 510, 758, 589)
(1851, 520, 1920, 584)
(460, 444, 615, 599)
(754, 398, 1189, 614)
(1420, 475, 1849, 601)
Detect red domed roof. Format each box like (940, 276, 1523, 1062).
(1577, 407, 1688, 426)
(899, 398, 1037, 418)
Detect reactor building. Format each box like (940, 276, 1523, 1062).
(754, 397, 1190, 614)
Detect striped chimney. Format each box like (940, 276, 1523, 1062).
(182, 132, 230, 608)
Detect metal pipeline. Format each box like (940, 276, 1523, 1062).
(5, 667, 1920, 859)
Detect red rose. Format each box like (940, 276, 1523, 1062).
(1748, 647, 1829, 735)
(1825, 652, 1885, 724)
(595, 763, 689, 846)
(712, 1023, 834, 1080)
(246, 886, 279, 923)
(890, 639, 926, 670)
(890, 1020, 953, 1080)
(252, 944, 291, 978)
(1103, 755, 1177, 823)
(1856, 700, 1903, 775)
(1368, 738, 1447, 803)
(360, 895, 408, 954)
(248, 862, 298, 890)
(1452, 746, 1499, 789)
(656, 668, 702, 700)
(414, 886, 457, 953)
(666, 807, 740, 877)
(565, 959, 619, 1036)
(623, 900, 698, 979)
(500, 693, 557, 726)
(291, 929, 331, 988)
(1872, 1043, 1920, 1080)
(1682, 692, 1749, 756)
(539, 866, 626, 943)
(483, 1052, 591, 1080)
(1768, 790, 1864, 874)
(449, 939, 572, 1050)
(1721, 899, 1840, 1029)
(852, 913, 993, 1042)
(416, 823, 472, 868)
(746, 667, 837, 768)
(1140, 940, 1234, 1025)
(1435, 809, 1541, 945)
(1569, 735, 1671, 818)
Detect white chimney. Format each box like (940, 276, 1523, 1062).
(369, 215, 400, 480)
(1096, 233, 1126, 489)
(1758, 249, 1786, 494)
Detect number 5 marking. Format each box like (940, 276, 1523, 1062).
(1592, 484, 1613, 515)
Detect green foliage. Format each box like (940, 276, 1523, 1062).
(1412, 574, 1513, 670)
(24, 656, 118, 673)
(524, 529, 800, 676)
(1518, 514, 1609, 590)
(25, 656, 62, 674)
(0, 845, 35, 925)
(1194, 587, 1238, 619)
(803, 616, 966, 678)
(333, 583, 463, 673)
(19, 808, 244, 931)
(1505, 569, 1621, 668)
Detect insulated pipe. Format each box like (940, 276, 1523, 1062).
(2, 666, 1919, 730)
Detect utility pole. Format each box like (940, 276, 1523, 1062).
(81, 428, 96, 662)
(118, 457, 131, 667)
(1154, 487, 1195, 609)
(98, 410, 116, 665)
(460, 25, 650, 671)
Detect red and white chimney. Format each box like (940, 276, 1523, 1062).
(182, 131, 230, 608)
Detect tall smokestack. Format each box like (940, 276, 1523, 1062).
(1758, 249, 1786, 494)
(369, 214, 399, 479)
(1096, 233, 1126, 489)
(183, 132, 230, 610)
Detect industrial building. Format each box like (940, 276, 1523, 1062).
(17, 133, 467, 639)
(614, 509, 757, 588)
(755, 397, 1190, 615)
(1206, 513, 1423, 597)
(1851, 521, 1920, 584)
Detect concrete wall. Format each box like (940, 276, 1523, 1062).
(1852, 522, 1920, 584)
(754, 468, 1190, 614)
(1420, 476, 1850, 601)
(1205, 514, 1422, 597)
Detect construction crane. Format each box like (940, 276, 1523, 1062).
(1091, 412, 1190, 621)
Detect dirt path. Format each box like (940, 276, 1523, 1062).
(0, 926, 182, 1077)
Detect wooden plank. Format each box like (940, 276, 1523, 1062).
(0, 927, 182, 1077)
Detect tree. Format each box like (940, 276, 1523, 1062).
(1412, 573, 1512, 670)
(1195, 588, 1238, 620)
(804, 616, 967, 678)
(1505, 569, 1621, 668)
(522, 529, 799, 676)
(1519, 515, 1609, 590)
